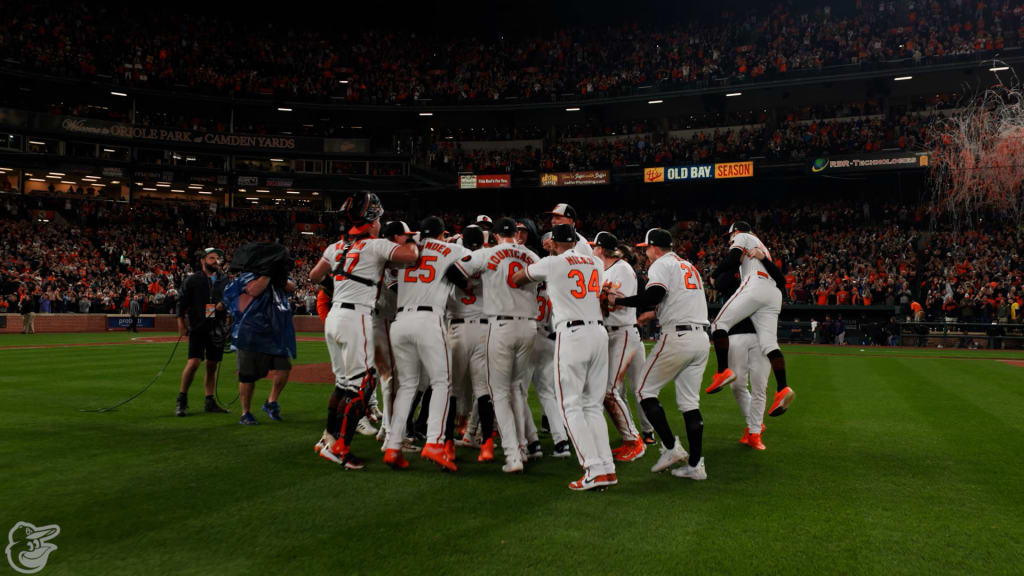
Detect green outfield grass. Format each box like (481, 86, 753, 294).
(2, 333, 1023, 575)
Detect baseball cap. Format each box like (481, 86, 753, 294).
(493, 217, 518, 236)
(636, 228, 672, 248)
(203, 247, 224, 258)
(462, 225, 485, 249)
(551, 224, 576, 243)
(591, 231, 618, 250)
(476, 215, 494, 230)
(546, 203, 577, 221)
(727, 221, 752, 235)
(381, 220, 414, 237)
(419, 216, 445, 238)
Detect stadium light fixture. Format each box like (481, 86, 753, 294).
(29, 140, 45, 145)
(648, 100, 663, 104)
(338, 80, 349, 84)
(103, 148, 116, 153)
(419, 112, 434, 116)
(277, 107, 293, 112)
(156, 183, 171, 188)
(301, 231, 315, 236)
(286, 190, 300, 195)
(60, 181, 76, 185)
(134, 182, 144, 186)
(198, 191, 212, 195)
(726, 92, 742, 97)
(0, 167, 9, 172)
(188, 184, 203, 189)
(270, 158, 285, 162)
(256, 189, 270, 193)
(29, 178, 46, 182)
(45, 175, 61, 180)
(989, 66, 1010, 72)
(171, 189, 184, 193)
(894, 76, 913, 81)
(111, 91, 128, 97)
(142, 187, 157, 191)
(565, 107, 581, 112)
(111, 181, 120, 184)
(245, 197, 259, 200)
(48, 172, 65, 176)
(312, 192, 320, 196)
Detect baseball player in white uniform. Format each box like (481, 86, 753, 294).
(607, 228, 708, 480)
(448, 217, 540, 473)
(384, 216, 467, 472)
(447, 225, 494, 455)
(372, 221, 412, 445)
(526, 232, 572, 458)
(592, 232, 647, 462)
(512, 223, 617, 491)
(714, 269, 770, 450)
(308, 192, 419, 470)
(547, 203, 593, 257)
(705, 222, 795, 419)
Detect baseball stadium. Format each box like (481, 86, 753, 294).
(2, 1, 1023, 574)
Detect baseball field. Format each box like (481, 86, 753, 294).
(3, 332, 1023, 575)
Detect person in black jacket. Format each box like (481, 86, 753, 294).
(175, 248, 230, 417)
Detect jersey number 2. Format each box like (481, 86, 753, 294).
(680, 262, 702, 290)
(568, 269, 600, 299)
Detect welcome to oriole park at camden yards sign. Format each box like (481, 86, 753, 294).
(643, 161, 754, 183)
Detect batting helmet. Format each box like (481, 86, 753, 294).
(340, 191, 384, 224)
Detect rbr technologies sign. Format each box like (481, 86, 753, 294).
(811, 153, 930, 173)
(458, 174, 511, 189)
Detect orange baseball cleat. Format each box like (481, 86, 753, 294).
(421, 443, 457, 471)
(705, 368, 736, 394)
(613, 440, 647, 462)
(745, 433, 766, 450)
(768, 386, 795, 417)
(478, 437, 495, 462)
(444, 439, 456, 462)
(383, 448, 409, 469)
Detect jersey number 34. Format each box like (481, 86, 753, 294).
(568, 269, 600, 299)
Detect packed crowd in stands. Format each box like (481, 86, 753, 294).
(428, 110, 942, 172)
(3, 193, 1021, 329)
(1, 1, 1019, 104)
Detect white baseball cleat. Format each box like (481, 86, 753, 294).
(455, 434, 480, 448)
(670, 457, 707, 481)
(375, 426, 387, 444)
(502, 456, 524, 474)
(356, 417, 378, 436)
(650, 436, 688, 473)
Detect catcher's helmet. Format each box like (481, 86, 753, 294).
(340, 191, 384, 224)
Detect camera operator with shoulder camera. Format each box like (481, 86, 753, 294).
(223, 242, 297, 425)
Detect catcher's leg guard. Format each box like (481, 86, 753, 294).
(332, 369, 378, 454)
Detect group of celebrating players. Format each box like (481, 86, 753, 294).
(308, 192, 795, 491)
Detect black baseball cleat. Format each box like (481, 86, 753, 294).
(642, 432, 656, 445)
(205, 396, 228, 413)
(175, 395, 188, 417)
(541, 415, 551, 435)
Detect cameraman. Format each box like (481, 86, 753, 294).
(223, 243, 297, 425)
(176, 248, 230, 417)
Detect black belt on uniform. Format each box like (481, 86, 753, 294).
(608, 324, 639, 332)
(495, 315, 531, 321)
(339, 302, 375, 314)
(398, 306, 435, 313)
(565, 320, 604, 328)
(547, 333, 556, 341)
(675, 324, 701, 332)
(450, 318, 488, 325)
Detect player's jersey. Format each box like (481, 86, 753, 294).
(456, 242, 539, 317)
(535, 282, 553, 334)
(646, 252, 709, 328)
(574, 233, 594, 257)
(448, 273, 485, 320)
(396, 239, 467, 311)
(525, 249, 604, 331)
(321, 237, 401, 308)
(729, 232, 772, 282)
(376, 268, 398, 319)
(603, 259, 638, 327)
